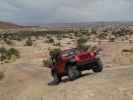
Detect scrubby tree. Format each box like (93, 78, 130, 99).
(25, 37, 33, 46)
(77, 37, 89, 51)
(0, 71, 4, 80)
(7, 48, 20, 60)
(0, 47, 20, 63)
(0, 47, 8, 62)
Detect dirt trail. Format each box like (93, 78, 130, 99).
(0, 41, 133, 100)
(0, 60, 133, 100)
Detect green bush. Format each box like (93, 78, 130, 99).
(77, 37, 88, 51)
(25, 37, 33, 46)
(46, 35, 55, 43)
(77, 37, 88, 44)
(0, 47, 7, 53)
(0, 47, 20, 63)
(53, 42, 61, 47)
(49, 48, 61, 58)
(43, 59, 52, 67)
(4, 39, 14, 45)
(0, 47, 8, 62)
(97, 33, 107, 40)
(7, 48, 20, 59)
(77, 44, 89, 51)
(48, 38, 54, 43)
(109, 37, 115, 42)
(74, 32, 82, 37)
(0, 71, 4, 80)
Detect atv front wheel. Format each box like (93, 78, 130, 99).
(67, 66, 80, 81)
(92, 59, 103, 73)
(51, 70, 61, 84)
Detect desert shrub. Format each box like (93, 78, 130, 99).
(0, 47, 20, 63)
(69, 36, 74, 39)
(48, 38, 54, 43)
(7, 48, 20, 59)
(15, 37, 22, 41)
(74, 32, 82, 37)
(0, 55, 7, 62)
(77, 37, 88, 44)
(49, 48, 61, 58)
(0, 47, 7, 54)
(121, 48, 133, 56)
(46, 36, 54, 43)
(53, 42, 61, 47)
(56, 35, 62, 40)
(43, 59, 52, 67)
(77, 44, 89, 51)
(4, 39, 14, 45)
(0, 71, 4, 80)
(97, 33, 107, 40)
(109, 37, 115, 42)
(0, 47, 8, 62)
(62, 35, 69, 38)
(77, 37, 89, 51)
(25, 37, 33, 46)
(91, 28, 97, 34)
(46, 35, 51, 39)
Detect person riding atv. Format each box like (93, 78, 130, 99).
(48, 48, 103, 85)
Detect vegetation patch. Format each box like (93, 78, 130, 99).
(43, 48, 61, 67)
(49, 48, 61, 58)
(25, 37, 33, 46)
(77, 37, 89, 51)
(77, 37, 88, 44)
(0, 47, 20, 64)
(0, 71, 4, 80)
(43, 59, 52, 68)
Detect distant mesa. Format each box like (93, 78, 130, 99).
(1, 21, 133, 30)
(0, 21, 23, 29)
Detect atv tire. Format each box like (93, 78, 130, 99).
(92, 59, 103, 73)
(67, 65, 80, 81)
(51, 70, 61, 85)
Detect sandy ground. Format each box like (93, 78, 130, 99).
(0, 61, 133, 100)
(0, 41, 133, 100)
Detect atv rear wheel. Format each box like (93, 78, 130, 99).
(67, 65, 80, 81)
(92, 59, 103, 73)
(52, 70, 61, 84)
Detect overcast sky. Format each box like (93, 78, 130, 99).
(0, 0, 133, 25)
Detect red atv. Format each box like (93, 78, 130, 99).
(49, 48, 103, 85)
